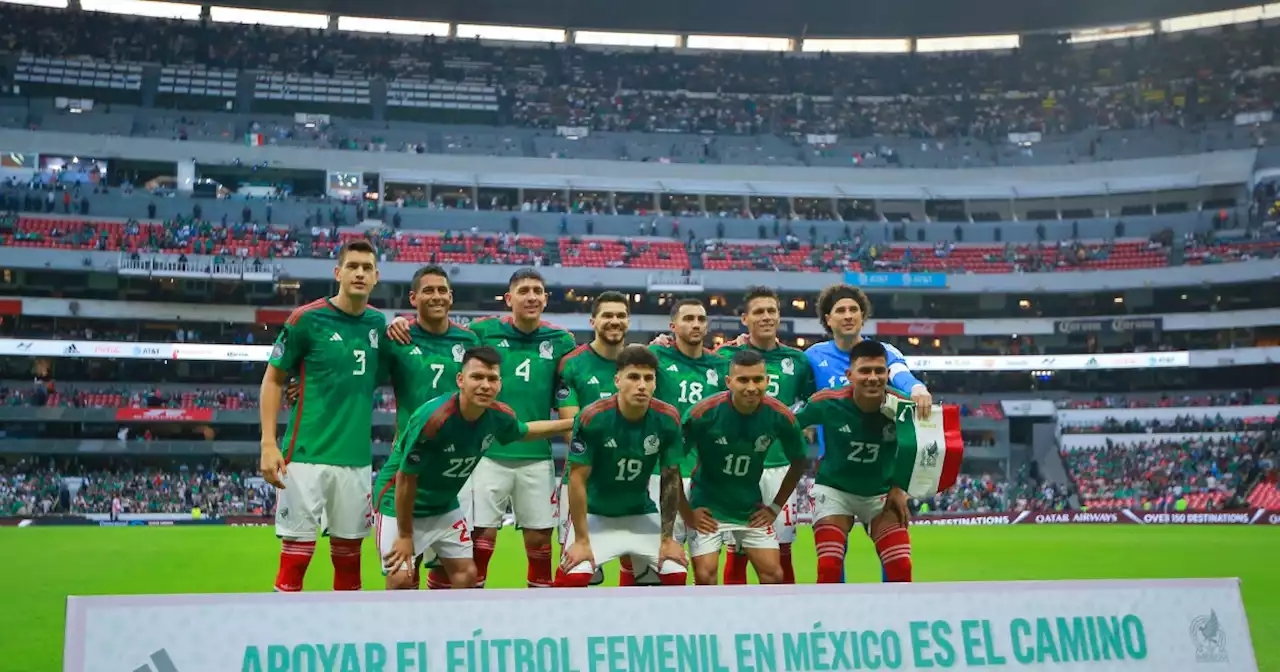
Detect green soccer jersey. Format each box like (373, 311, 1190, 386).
(269, 298, 387, 467)
(470, 316, 578, 460)
(556, 343, 618, 410)
(795, 387, 910, 497)
(381, 320, 481, 433)
(378, 393, 528, 517)
(650, 344, 729, 477)
(714, 340, 816, 467)
(566, 396, 683, 517)
(683, 392, 805, 524)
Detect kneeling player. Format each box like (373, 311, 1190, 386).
(556, 346, 687, 587)
(681, 349, 807, 585)
(794, 340, 913, 583)
(379, 346, 572, 588)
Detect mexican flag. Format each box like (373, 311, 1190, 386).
(245, 133, 264, 147)
(885, 397, 964, 499)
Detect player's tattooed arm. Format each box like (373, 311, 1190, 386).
(659, 466, 681, 540)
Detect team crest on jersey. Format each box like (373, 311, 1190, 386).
(481, 435, 495, 452)
(555, 383, 571, 401)
(570, 439, 587, 455)
(882, 425, 896, 442)
(643, 434, 660, 455)
(452, 343, 465, 362)
(781, 359, 794, 375)
(706, 369, 718, 386)
(539, 340, 554, 360)
(271, 342, 284, 360)
(754, 436, 771, 452)
(368, 329, 379, 349)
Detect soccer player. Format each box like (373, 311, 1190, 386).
(259, 239, 387, 592)
(555, 346, 687, 587)
(805, 283, 931, 583)
(681, 349, 807, 585)
(793, 340, 913, 583)
(554, 290, 629, 584)
(714, 286, 815, 584)
(380, 347, 573, 588)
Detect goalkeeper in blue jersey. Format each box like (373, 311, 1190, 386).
(804, 284, 932, 582)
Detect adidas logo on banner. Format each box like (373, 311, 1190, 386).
(587, 376, 599, 384)
(716, 437, 729, 445)
(133, 649, 181, 672)
(839, 425, 852, 433)
(410, 346, 422, 355)
(666, 364, 679, 372)
(605, 439, 617, 448)
(330, 333, 343, 342)
(497, 340, 510, 348)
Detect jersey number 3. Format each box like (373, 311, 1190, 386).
(352, 350, 367, 375)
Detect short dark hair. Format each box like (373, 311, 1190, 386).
(411, 265, 449, 292)
(337, 239, 377, 264)
(592, 291, 629, 317)
(669, 298, 704, 319)
(462, 346, 502, 369)
(849, 339, 887, 364)
(508, 268, 545, 290)
(742, 286, 779, 313)
(616, 344, 658, 372)
(729, 348, 765, 371)
(816, 284, 872, 336)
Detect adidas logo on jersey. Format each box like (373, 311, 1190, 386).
(715, 437, 729, 445)
(666, 364, 679, 372)
(587, 376, 599, 384)
(819, 359, 829, 367)
(497, 340, 510, 348)
(410, 346, 422, 355)
(839, 425, 852, 433)
(605, 439, 618, 448)
(330, 333, 343, 342)
(444, 444, 455, 453)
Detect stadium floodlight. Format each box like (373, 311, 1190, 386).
(1160, 5, 1265, 32)
(210, 5, 327, 29)
(1068, 23, 1155, 44)
(82, 0, 200, 20)
(801, 38, 911, 54)
(574, 31, 680, 48)
(337, 16, 449, 36)
(0, 0, 68, 7)
(455, 24, 566, 43)
(685, 35, 793, 52)
(916, 34, 1020, 53)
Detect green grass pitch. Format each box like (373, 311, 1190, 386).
(2, 525, 1276, 670)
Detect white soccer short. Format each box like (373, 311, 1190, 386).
(811, 484, 887, 524)
(373, 507, 472, 574)
(471, 457, 556, 530)
(759, 466, 798, 543)
(688, 522, 778, 558)
(646, 474, 692, 543)
(275, 463, 372, 541)
(561, 513, 685, 576)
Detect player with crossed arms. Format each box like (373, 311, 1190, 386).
(555, 346, 688, 587)
(794, 340, 915, 583)
(381, 346, 574, 587)
(260, 239, 386, 592)
(680, 349, 808, 585)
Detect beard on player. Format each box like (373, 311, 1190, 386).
(671, 304, 707, 349)
(591, 300, 630, 348)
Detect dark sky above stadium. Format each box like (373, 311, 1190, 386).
(217, 0, 1262, 37)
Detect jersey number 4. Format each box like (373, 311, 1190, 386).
(514, 358, 531, 382)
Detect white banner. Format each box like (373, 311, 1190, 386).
(1001, 400, 1058, 416)
(556, 126, 590, 138)
(806, 133, 839, 145)
(1008, 132, 1042, 145)
(64, 580, 1255, 671)
(1234, 110, 1273, 126)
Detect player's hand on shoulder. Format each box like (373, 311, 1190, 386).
(885, 487, 910, 527)
(387, 315, 414, 345)
(650, 333, 674, 347)
(561, 539, 594, 572)
(910, 385, 933, 419)
(748, 503, 778, 529)
(727, 333, 748, 347)
(690, 508, 719, 535)
(659, 537, 687, 569)
(284, 378, 300, 406)
(259, 440, 287, 489)
(384, 537, 416, 575)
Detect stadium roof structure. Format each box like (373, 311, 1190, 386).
(216, 0, 1264, 38)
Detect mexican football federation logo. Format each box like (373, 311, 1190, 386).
(1190, 611, 1228, 663)
(452, 343, 465, 362)
(643, 434, 660, 455)
(706, 368, 719, 386)
(539, 340, 554, 359)
(780, 358, 794, 375)
(919, 441, 940, 468)
(368, 329, 379, 349)
(754, 436, 771, 452)
(481, 435, 495, 453)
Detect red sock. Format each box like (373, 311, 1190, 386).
(274, 540, 315, 592)
(723, 546, 749, 585)
(474, 535, 495, 588)
(659, 571, 688, 586)
(425, 567, 450, 589)
(874, 524, 912, 582)
(330, 538, 363, 591)
(814, 524, 847, 584)
(779, 543, 795, 584)
(526, 543, 553, 588)
(554, 571, 592, 588)
(618, 557, 636, 587)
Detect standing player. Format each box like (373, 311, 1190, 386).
(259, 239, 386, 592)
(555, 346, 687, 587)
(376, 264, 479, 588)
(380, 347, 574, 588)
(554, 291, 629, 584)
(681, 349, 807, 585)
(714, 286, 815, 584)
(805, 283, 931, 583)
(793, 340, 913, 583)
